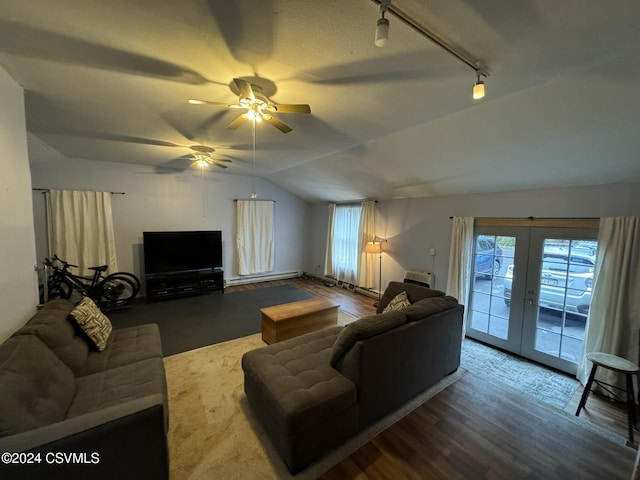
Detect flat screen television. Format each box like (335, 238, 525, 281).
(143, 230, 222, 275)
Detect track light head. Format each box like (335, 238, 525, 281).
(375, 2, 390, 47)
(375, 17, 389, 47)
(473, 73, 485, 100)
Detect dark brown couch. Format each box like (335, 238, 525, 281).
(0, 299, 168, 480)
(242, 281, 464, 473)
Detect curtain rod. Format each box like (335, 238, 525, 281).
(234, 199, 275, 202)
(332, 200, 378, 206)
(449, 216, 599, 220)
(33, 188, 125, 195)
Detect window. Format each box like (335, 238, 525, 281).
(327, 204, 362, 284)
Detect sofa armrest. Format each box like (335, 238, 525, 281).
(0, 394, 168, 480)
(338, 305, 463, 429)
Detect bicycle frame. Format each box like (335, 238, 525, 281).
(44, 255, 141, 310)
(46, 258, 104, 298)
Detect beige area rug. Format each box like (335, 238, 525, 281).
(164, 311, 465, 479)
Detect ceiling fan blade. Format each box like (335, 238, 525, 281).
(188, 99, 242, 108)
(213, 163, 228, 169)
(213, 158, 232, 163)
(261, 114, 292, 134)
(233, 78, 254, 102)
(189, 145, 215, 153)
(267, 104, 311, 114)
(228, 113, 248, 130)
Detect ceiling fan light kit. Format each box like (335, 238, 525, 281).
(188, 78, 310, 134)
(370, 0, 489, 100)
(189, 145, 229, 170)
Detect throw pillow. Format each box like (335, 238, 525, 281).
(382, 291, 411, 313)
(69, 297, 112, 352)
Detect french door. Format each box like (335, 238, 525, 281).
(466, 225, 598, 374)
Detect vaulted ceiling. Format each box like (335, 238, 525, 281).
(2, 0, 639, 202)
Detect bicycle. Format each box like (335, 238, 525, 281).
(44, 255, 141, 311)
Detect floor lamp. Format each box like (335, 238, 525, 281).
(365, 241, 383, 306)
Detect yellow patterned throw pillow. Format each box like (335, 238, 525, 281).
(382, 290, 411, 313)
(70, 297, 112, 351)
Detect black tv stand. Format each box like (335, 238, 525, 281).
(145, 269, 224, 302)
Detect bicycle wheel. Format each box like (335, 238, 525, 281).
(107, 272, 141, 299)
(110, 271, 141, 293)
(94, 275, 138, 310)
(48, 279, 73, 300)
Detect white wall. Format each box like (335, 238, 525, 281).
(309, 182, 640, 293)
(0, 67, 38, 341)
(30, 157, 310, 292)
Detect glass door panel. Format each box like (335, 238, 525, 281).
(467, 232, 522, 352)
(521, 233, 596, 373)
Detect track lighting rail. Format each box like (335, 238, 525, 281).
(369, 0, 489, 78)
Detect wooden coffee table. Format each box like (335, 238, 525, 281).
(260, 297, 340, 344)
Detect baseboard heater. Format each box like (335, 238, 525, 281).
(314, 274, 379, 299)
(225, 271, 301, 286)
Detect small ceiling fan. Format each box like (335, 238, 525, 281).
(188, 78, 311, 134)
(187, 145, 231, 169)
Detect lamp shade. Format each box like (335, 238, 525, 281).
(365, 241, 382, 254)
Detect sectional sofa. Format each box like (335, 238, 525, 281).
(242, 281, 464, 473)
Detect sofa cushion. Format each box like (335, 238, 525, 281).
(76, 324, 164, 377)
(13, 299, 89, 373)
(377, 281, 445, 313)
(330, 310, 407, 367)
(0, 335, 76, 437)
(242, 327, 354, 433)
(69, 297, 112, 351)
(382, 291, 411, 313)
(68, 358, 168, 419)
(404, 296, 460, 322)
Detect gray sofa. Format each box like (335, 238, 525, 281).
(0, 299, 168, 480)
(242, 281, 464, 473)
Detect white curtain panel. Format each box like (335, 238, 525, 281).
(48, 189, 118, 276)
(357, 201, 377, 289)
(324, 203, 336, 277)
(325, 204, 361, 285)
(577, 216, 640, 386)
(446, 217, 474, 332)
(236, 200, 275, 275)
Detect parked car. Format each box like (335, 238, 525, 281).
(503, 249, 596, 318)
(475, 236, 503, 278)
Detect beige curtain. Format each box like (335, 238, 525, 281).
(446, 217, 474, 332)
(358, 201, 377, 289)
(236, 200, 275, 275)
(324, 203, 336, 277)
(48, 189, 118, 276)
(577, 217, 640, 387)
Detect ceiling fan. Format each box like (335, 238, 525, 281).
(188, 78, 311, 134)
(187, 145, 231, 169)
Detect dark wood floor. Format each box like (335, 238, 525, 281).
(226, 275, 379, 319)
(228, 277, 638, 478)
(320, 372, 635, 480)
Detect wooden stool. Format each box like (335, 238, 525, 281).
(576, 351, 640, 444)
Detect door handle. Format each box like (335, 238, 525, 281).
(526, 299, 534, 305)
